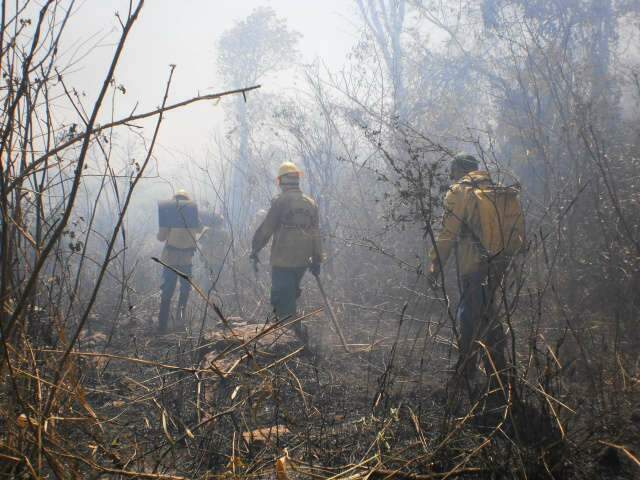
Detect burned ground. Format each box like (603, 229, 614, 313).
(3, 284, 638, 478)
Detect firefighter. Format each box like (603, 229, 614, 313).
(157, 189, 202, 333)
(427, 153, 525, 391)
(250, 162, 323, 328)
(198, 211, 230, 292)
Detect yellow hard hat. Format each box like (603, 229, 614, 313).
(277, 161, 302, 178)
(175, 189, 190, 199)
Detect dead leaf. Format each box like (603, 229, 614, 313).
(16, 413, 38, 429)
(275, 456, 290, 480)
(162, 410, 173, 444)
(88, 443, 98, 456)
(231, 385, 240, 400)
(16, 414, 27, 428)
(44, 417, 54, 433)
(226, 455, 245, 469)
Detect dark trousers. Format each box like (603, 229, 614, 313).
(271, 266, 307, 319)
(456, 261, 509, 390)
(159, 264, 192, 332)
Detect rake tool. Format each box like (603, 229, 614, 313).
(314, 274, 351, 353)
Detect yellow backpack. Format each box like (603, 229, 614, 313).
(468, 184, 525, 258)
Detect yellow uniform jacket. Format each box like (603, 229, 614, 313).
(252, 185, 323, 268)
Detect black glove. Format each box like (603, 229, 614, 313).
(310, 263, 321, 277)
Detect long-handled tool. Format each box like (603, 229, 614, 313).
(314, 274, 351, 353)
(248, 254, 268, 320)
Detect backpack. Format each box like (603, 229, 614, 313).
(468, 183, 525, 258)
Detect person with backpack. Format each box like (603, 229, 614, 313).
(250, 162, 323, 338)
(427, 153, 525, 391)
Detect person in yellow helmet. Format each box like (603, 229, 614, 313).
(157, 189, 202, 333)
(251, 162, 323, 329)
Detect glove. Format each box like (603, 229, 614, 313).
(427, 266, 440, 290)
(310, 263, 321, 277)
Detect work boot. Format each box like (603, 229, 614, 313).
(175, 285, 190, 328)
(158, 297, 171, 334)
(175, 304, 186, 330)
(292, 320, 309, 346)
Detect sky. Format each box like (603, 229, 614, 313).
(57, 1, 360, 182)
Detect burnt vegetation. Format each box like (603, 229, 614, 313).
(1, 0, 639, 478)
